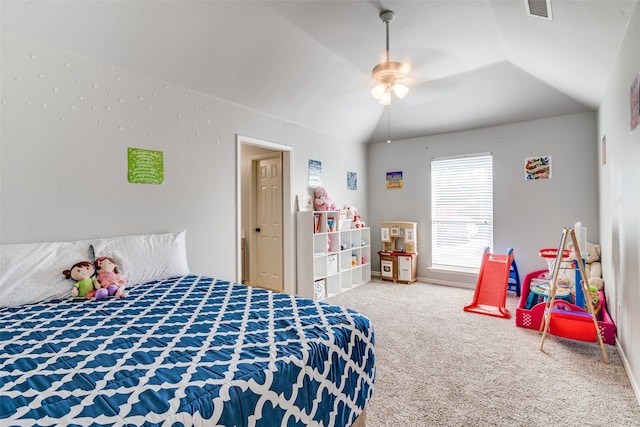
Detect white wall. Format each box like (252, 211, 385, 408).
(598, 2, 640, 399)
(368, 112, 599, 286)
(0, 34, 368, 285)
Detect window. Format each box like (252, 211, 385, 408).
(431, 153, 493, 271)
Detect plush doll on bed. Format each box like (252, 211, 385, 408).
(95, 256, 129, 298)
(63, 261, 102, 299)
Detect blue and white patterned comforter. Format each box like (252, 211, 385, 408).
(0, 275, 375, 426)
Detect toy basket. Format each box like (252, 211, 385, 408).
(538, 248, 571, 275)
(515, 269, 617, 345)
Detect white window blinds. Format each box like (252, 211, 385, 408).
(431, 153, 493, 270)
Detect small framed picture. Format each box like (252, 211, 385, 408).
(347, 172, 357, 190)
(381, 227, 390, 242)
(386, 171, 403, 189)
(631, 74, 639, 132)
(524, 155, 551, 180)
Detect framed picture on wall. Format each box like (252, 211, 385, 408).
(524, 155, 551, 180)
(386, 171, 403, 189)
(128, 147, 164, 185)
(631, 73, 639, 132)
(347, 172, 357, 190)
(308, 159, 322, 187)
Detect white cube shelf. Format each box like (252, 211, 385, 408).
(296, 211, 371, 300)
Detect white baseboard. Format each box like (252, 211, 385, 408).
(419, 276, 475, 290)
(371, 271, 475, 290)
(617, 340, 640, 406)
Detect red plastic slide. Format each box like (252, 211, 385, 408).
(463, 247, 513, 319)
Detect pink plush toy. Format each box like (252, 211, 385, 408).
(314, 187, 336, 211)
(95, 256, 129, 298)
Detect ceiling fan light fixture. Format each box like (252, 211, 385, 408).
(372, 61, 405, 82)
(370, 10, 408, 104)
(371, 83, 386, 99)
(379, 91, 391, 106)
(393, 83, 408, 99)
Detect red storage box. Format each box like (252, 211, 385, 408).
(515, 269, 617, 345)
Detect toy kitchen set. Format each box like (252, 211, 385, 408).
(378, 221, 418, 284)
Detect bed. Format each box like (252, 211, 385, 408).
(0, 232, 375, 426)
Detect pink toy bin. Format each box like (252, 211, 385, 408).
(515, 269, 617, 345)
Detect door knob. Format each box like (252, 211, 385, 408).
(255, 227, 261, 232)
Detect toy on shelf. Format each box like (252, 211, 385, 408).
(352, 209, 365, 228)
(463, 247, 514, 319)
(343, 206, 366, 229)
(314, 187, 336, 211)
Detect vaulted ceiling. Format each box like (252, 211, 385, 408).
(2, 1, 637, 143)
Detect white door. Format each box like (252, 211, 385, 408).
(253, 154, 283, 292)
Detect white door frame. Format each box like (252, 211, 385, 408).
(236, 135, 295, 295)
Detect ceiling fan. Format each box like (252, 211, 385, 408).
(370, 10, 410, 105)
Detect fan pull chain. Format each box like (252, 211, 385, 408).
(387, 104, 391, 143)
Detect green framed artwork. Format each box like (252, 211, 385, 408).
(128, 147, 164, 184)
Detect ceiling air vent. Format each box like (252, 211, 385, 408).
(525, 0, 552, 20)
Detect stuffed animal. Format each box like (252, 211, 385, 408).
(95, 256, 129, 298)
(352, 208, 365, 228)
(314, 187, 336, 211)
(558, 241, 604, 290)
(63, 261, 101, 299)
(344, 206, 365, 228)
(345, 206, 356, 222)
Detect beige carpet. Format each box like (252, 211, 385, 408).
(326, 280, 640, 427)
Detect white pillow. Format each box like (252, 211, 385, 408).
(0, 240, 93, 308)
(90, 230, 190, 287)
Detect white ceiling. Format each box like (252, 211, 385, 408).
(2, 0, 637, 143)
